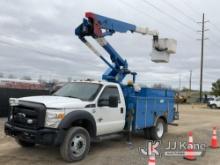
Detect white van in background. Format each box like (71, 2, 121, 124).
(208, 97, 220, 109)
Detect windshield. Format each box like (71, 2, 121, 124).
(53, 82, 102, 101)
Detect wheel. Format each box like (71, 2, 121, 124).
(211, 104, 217, 109)
(144, 128, 151, 139)
(150, 119, 166, 140)
(60, 127, 90, 162)
(15, 139, 35, 147)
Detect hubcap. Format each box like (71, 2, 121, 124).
(70, 133, 87, 157)
(156, 122, 164, 138)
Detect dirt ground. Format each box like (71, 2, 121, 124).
(1, 104, 220, 165)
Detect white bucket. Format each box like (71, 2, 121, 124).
(156, 38, 177, 54)
(150, 50, 170, 63)
(150, 38, 177, 63)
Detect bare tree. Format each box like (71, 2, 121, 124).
(8, 74, 16, 79)
(152, 83, 171, 89)
(50, 79, 59, 84)
(38, 76, 47, 84)
(67, 77, 72, 82)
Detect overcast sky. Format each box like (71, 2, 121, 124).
(0, 0, 219, 90)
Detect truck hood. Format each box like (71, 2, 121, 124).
(18, 96, 89, 109)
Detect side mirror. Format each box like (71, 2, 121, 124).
(98, 99, 108, 107)
(109, 96, 118, 108)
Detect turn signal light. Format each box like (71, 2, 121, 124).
(56, 113, 65, 120)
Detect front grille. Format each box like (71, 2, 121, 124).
(10, 101, 46, 130)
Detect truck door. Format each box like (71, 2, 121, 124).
(95, 86, 125, 135)
(216, 98, 220, 107)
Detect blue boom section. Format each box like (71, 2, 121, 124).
(87, 12, 136, 34)
(101, 42, 129, 82)
(75, 12, 137, 83)
(122, 85, 175, 130)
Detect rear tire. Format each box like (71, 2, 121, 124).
(15, 139, 35, 147)
(60, 127, 90, 162)
(150, 119, 166, 140)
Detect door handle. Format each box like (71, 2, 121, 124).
(120, 107, 124, 114)
(98, 118, 103, 122)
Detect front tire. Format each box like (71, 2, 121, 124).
(60, 127, 90, 162)
(15, 139, 35, 147)
(150, 119, 166, 140)
(211, 104, 217, 109)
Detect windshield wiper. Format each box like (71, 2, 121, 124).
(65, 96, 80, 99)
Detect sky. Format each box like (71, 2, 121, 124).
(0, 0, 219, 91)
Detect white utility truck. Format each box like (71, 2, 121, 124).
(5, 12, 178, 162)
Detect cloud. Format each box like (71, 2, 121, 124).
(0, 0, 219, 90)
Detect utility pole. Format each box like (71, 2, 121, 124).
(179, 74, 181, 91)
(189, 70, 192, 96)
(197, 13, 208, 103)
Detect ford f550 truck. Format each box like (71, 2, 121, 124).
(5, 12, 178, 162)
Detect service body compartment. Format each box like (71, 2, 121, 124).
(122, 86, 175, 130)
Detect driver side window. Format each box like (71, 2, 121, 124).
(98, 86, 120, 107)
(216, 98, 220, 101)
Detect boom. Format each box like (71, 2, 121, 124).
(75, 12, 176, 83)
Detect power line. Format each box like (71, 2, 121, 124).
(119, 0, 198, 40)
(210, 22, 220, 33)
(142, 0, 196, 32)
(162, 0, 196, 23)
(119, 0, 177, 31)
(119, 0, 196, 40)
(180, 0, 220, 43)
(181, 0, 202, 17)
(208, 39, 220, 48)
(177, 0, 220, 54)
(208, 22, 220, 39)
(0, 39, 82, 62)
(182, 0, 220, 36)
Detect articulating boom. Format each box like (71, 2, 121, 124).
(75, 12, 176, 83)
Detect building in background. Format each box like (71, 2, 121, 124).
(0, 78, 45, 90)
(0, 78, 50, 117)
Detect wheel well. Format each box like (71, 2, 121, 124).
(159, 116, 167, 124)
(158, 116, 168, 132)
(71, 119, 95, 137)
(153, 116, 167, 126)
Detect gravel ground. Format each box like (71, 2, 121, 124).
(0, 104, 220, 165)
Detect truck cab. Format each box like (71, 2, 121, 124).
(50, 80, 126, 135)
(5, 80, 127, 161)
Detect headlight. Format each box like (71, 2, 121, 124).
(45, 110, 65, 128)
(9, 98, 19, 106)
